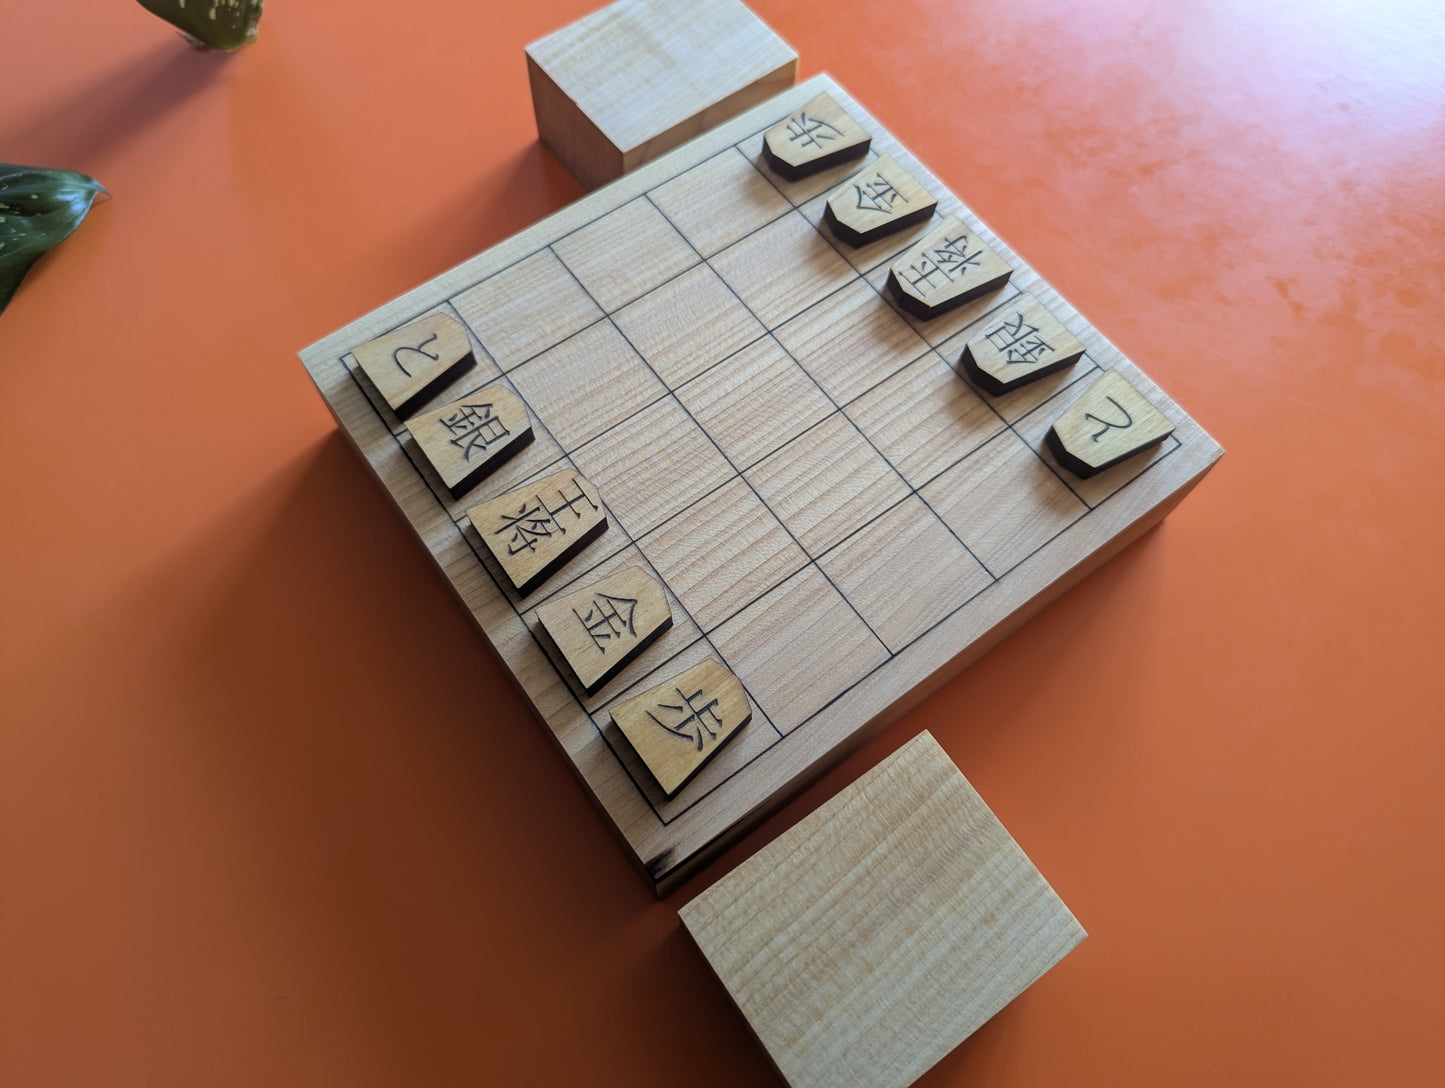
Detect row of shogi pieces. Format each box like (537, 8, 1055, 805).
(344, 92, 1177, 800)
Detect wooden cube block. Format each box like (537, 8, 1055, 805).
(406, 385, 533, 498)
(762, 92, 871, 180)
(823, 154, 937, 247)
(526, 0, 797, 191)
(536, 566, 673, 695)
(886, 215, 1012, 320)
(679, 731, 1085, 1088)
(1047, 368, 1175, 477)
(466, 469, 607, 596)
(611, 658, 750, 796)
(350, 312, 475, 419)
(960, 291, 1085, 394)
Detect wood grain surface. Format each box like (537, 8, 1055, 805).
(300, 75, 1222, 893)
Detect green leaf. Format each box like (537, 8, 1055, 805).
(135, 0, 263, 52)
(0, 165, 106, 317)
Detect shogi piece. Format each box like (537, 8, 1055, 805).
(526, 0, 797, 191)
(961, 292, 1085, 394)
(611, 659, 750, 797)
(536, 567, 673, 695)
(762, 92, 871, 180)
(350, 312, 475, 419)
(1047, 368, 1175, 478)
(406, 385, 533, 498)
(886, 215, 1013, 320)
(467, 469, 607, 595)
(823, 154, 937, 247)
(679, 731, 1085, 1088)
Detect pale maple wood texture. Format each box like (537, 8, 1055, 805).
(536, 566, 673, 695)
(526, 0, 797, 190)
(466, 469, 607, 596)
(406, 384, 533, 497)
(824, 154, 937, 246)
(679, 730, 1086, 1088)
(887, 214, 1013, 320)
(1048, 369, 1176, 478)
(612, 658, 751, 797)
(299, 75, 1223, 894)
(962, 290, 1086, 395)
(350, 312, 475, 419)
(762, 91, 871, 180)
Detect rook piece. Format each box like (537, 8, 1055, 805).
(526, 0, 797, 190)
(611, 659, 750, 797)
(886, 215, 1012, 319)
(350, 312, 475, 419)
(762, 92, 871, 180)
(536, 566, 673, 695)
(1047, 368, 1175, 477)
(961, 291, 1085, 394)
(679, 731, 1086, 1088)
(407, 385, 534, 498)
(467, 469, 607, 595)
(823, 154, 937, 247)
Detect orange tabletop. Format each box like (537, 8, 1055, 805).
(2, 2, 1441, 1085)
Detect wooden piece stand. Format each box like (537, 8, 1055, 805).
(300, 75, 1223, 895)
(526, 0, 797, 190)
(679, 730, 1085, 1088)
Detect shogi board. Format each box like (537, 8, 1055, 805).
(299, 74, 1223, 896)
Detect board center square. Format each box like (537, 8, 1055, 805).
(745, 413, 910, 557)
(675, 337, 834, 470)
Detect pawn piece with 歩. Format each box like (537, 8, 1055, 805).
(824, 154, 936, 247)
(350, 312, 476, 419)
(762, 92, 871, 180)
(1047, 369, 1175, 477)
(611, 658, 751, 797)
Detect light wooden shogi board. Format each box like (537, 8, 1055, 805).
(299, 74, 1223, 895)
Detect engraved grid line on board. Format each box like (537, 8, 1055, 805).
(322, 91, 1196, 835)
(639, 189, 898, 640)
(542, 235, 795, 729)
(708, 165, 1005, 583)
(737, 143, 1143, 525)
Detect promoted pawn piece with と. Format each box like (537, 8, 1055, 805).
(886, 215, 1012, 320)
(407, 385, 533, 499)
(1047, 369, 1175, 478)
(536, 567, 673, 696)
(823, 154, 936, 247)
(762, 92, 870, 180)
(611, 659, 751, 797)
(350, 312, 476, 419)
(960, 292, 1085, 395)
(467, 469, 608, 595)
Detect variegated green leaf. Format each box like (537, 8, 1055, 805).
(0, 165, 106, 317)
(135, 0, 263, 52)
